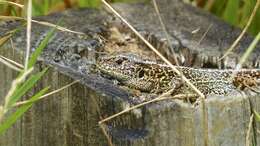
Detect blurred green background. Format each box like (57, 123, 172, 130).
(0, 0, 259, 35)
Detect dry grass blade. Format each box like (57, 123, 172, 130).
(230, 32, 260, 80)
(0, 55, 24, 69)
(246, 114, 254, 146)
(3, 68, 33, 112)
(0, 34, 12, 47)
(99, 88, 196, 124)
(99, 89, 173, 124)
(99, 123, 114, 146)
(235, 32, 260, 70)
(101, 0, 205, 99)
(0, 16, 85, 35)
(0, 56, 23, 72)
(197, 23, 213, 45)
(30, 19, 85, 35)
(14, 80, 79, 107)
(219, 0, 260, 60)
(0, 0, 24, 8)
(0, 26, 24, 47)
(24, 0, 32, 70)
(152, 0, 179, 66)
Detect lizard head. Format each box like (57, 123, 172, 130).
(96, 55, 138, 81)
(95, 55, 169, 92)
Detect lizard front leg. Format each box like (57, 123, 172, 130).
(121, 78, 155, 92)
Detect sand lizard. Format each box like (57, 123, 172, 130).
(96, 55, 260, 95)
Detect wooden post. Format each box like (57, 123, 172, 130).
(0, 0, 259, 145)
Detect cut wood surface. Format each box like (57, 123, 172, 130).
(0, 0, 259, 146)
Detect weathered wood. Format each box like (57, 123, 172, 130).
(0, 0, 259, 146)
(111, 0, 260, 68)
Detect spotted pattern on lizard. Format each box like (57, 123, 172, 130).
(96, 55, 260, 95)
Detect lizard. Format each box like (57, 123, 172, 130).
(95, 55, 260, 96)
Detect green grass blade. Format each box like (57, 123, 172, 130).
(223, 0, 239, 25)
(240, 0, 255, 26)
(248, 1, 260, 35)
(237, 32, 260, 67)
(78, 0, 100, 7)
(32, 0, 44, 16)
(240, 0, 259, 35)
(6, 68, 48, 108)
(27, 28, 55, 69)
(0, 87, 49, 135)
(43, 0, 50, 15)
(211, 0, 226, 16)
(10, 7, 18, 16)
(254, 110, 260, 122)
(13, 86, 50, 106)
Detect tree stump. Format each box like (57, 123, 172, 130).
(0, 0, 259, 146)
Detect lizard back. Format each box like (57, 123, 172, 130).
(96, 55, 260, 95)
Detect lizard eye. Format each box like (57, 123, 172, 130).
(138, 70, 145, 78)
(115, 58, 125, 65)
